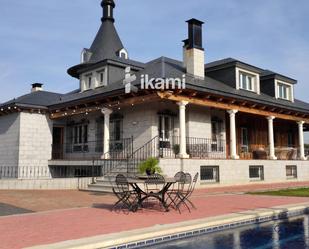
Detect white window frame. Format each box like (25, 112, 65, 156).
(200, 166, 220, 183)
(249, 166, 264, 181)
(80, 67, 108, 92)
(236, 67, 260, 94)
(286, 165, 297, 179)
(95, 68, 108, 88)
(275, 80, 294, 102)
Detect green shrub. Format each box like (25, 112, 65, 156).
(138, 157, 162, 175)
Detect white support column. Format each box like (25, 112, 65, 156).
(267, 116, 277, 160)
(227, 110, 239, 159)
(101, 108, 113, 159)
(177, 101, 189, 159)
(298, 121, 307, 160)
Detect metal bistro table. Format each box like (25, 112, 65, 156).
(127, 177, 176, 212)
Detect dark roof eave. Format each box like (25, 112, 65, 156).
(15, 103, 49, 110)
(48, 88, 126, 111)
(185, 83, 309, 114)
(261, 73, 297, 84)
(67, 58, 145, 79)
(206, 60, 264, 74)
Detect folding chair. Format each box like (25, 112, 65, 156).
(177, 173, 198, 212)
(144, 174, 166, 208)
(172, 173, 199, 213)
(166, 171, 186, 209)
(112, 174, 139, 212)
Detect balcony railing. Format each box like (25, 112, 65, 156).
(51, 138, 133, 160)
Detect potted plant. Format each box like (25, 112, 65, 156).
(138, 157, 162, 176)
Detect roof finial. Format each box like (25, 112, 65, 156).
(101, 0, 115, 23)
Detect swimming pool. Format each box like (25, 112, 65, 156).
(143, 215, 309, 249)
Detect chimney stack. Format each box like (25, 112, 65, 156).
(101, 0, 115, 23)
(183, 19, 205, 79)
(31, 83, 43, 93)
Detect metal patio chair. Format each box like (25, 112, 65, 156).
(174, 173, 199, 213)
(144, 174, 166, 208)
(166, 171, 186, 209)
(112, 174, 139, 212)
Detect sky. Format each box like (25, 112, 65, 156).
(1, 0, 309, 139)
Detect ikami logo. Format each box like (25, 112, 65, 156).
(123, 67, 186, 94)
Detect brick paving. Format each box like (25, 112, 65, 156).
(0, 181, 309, 248)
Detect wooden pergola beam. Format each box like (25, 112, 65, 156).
(157, 92, 309, 123)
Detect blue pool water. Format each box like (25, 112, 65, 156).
(144, 215, 309, 249)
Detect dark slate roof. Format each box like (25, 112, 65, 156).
(205, 58, 237, 68)
(0, 91, 63, 109)
(206, 58, 297, 84)
(49, 56, 309, 114)
(261, 69, 297, 84)
(136, 57, 309, 113)
(205, 57, 264, 73)
(2, 57, 309, 114)
(88, 20, 124, 63)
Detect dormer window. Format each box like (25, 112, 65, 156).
(240, 72, 254, 91)
(87, 76, 92, 89)
(236, 68, 260, 94)
(117, 48, 128, 59)
(276, 80, 294, 102)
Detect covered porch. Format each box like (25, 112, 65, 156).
(49, 90, 308, 168)
(158, 91, 309, 162)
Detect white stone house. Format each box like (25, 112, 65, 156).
(0, 0, 309, 188)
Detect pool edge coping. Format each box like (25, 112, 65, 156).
(25, 201, 309, 249)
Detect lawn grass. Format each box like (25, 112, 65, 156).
(249, 188, 309, 197)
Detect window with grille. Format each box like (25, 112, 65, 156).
(286, 165, 297, 179)
(249, 166, 264, 181)
(200, 166, 219, 183)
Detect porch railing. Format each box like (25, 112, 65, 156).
(238, 145, 300, 160)
(0, 166, 51, 179)
(159, 136, 226, 159)
(0, 165, 105, 179)
(51, 138, 133, 160)
(127, 136, 227, 174)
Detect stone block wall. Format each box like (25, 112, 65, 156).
(0, 113, 20, 170)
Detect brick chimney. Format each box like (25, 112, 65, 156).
(31, 83, 43, 92)
(183, 19, 205, 79)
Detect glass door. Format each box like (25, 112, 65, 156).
(159, 115, 173, 149)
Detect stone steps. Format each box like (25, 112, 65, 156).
(88, 158, 140, 193)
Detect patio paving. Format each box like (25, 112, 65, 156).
(1, 181, 309, 249)
(0, 203, 33, 216)
(1, 181, 309, 213)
